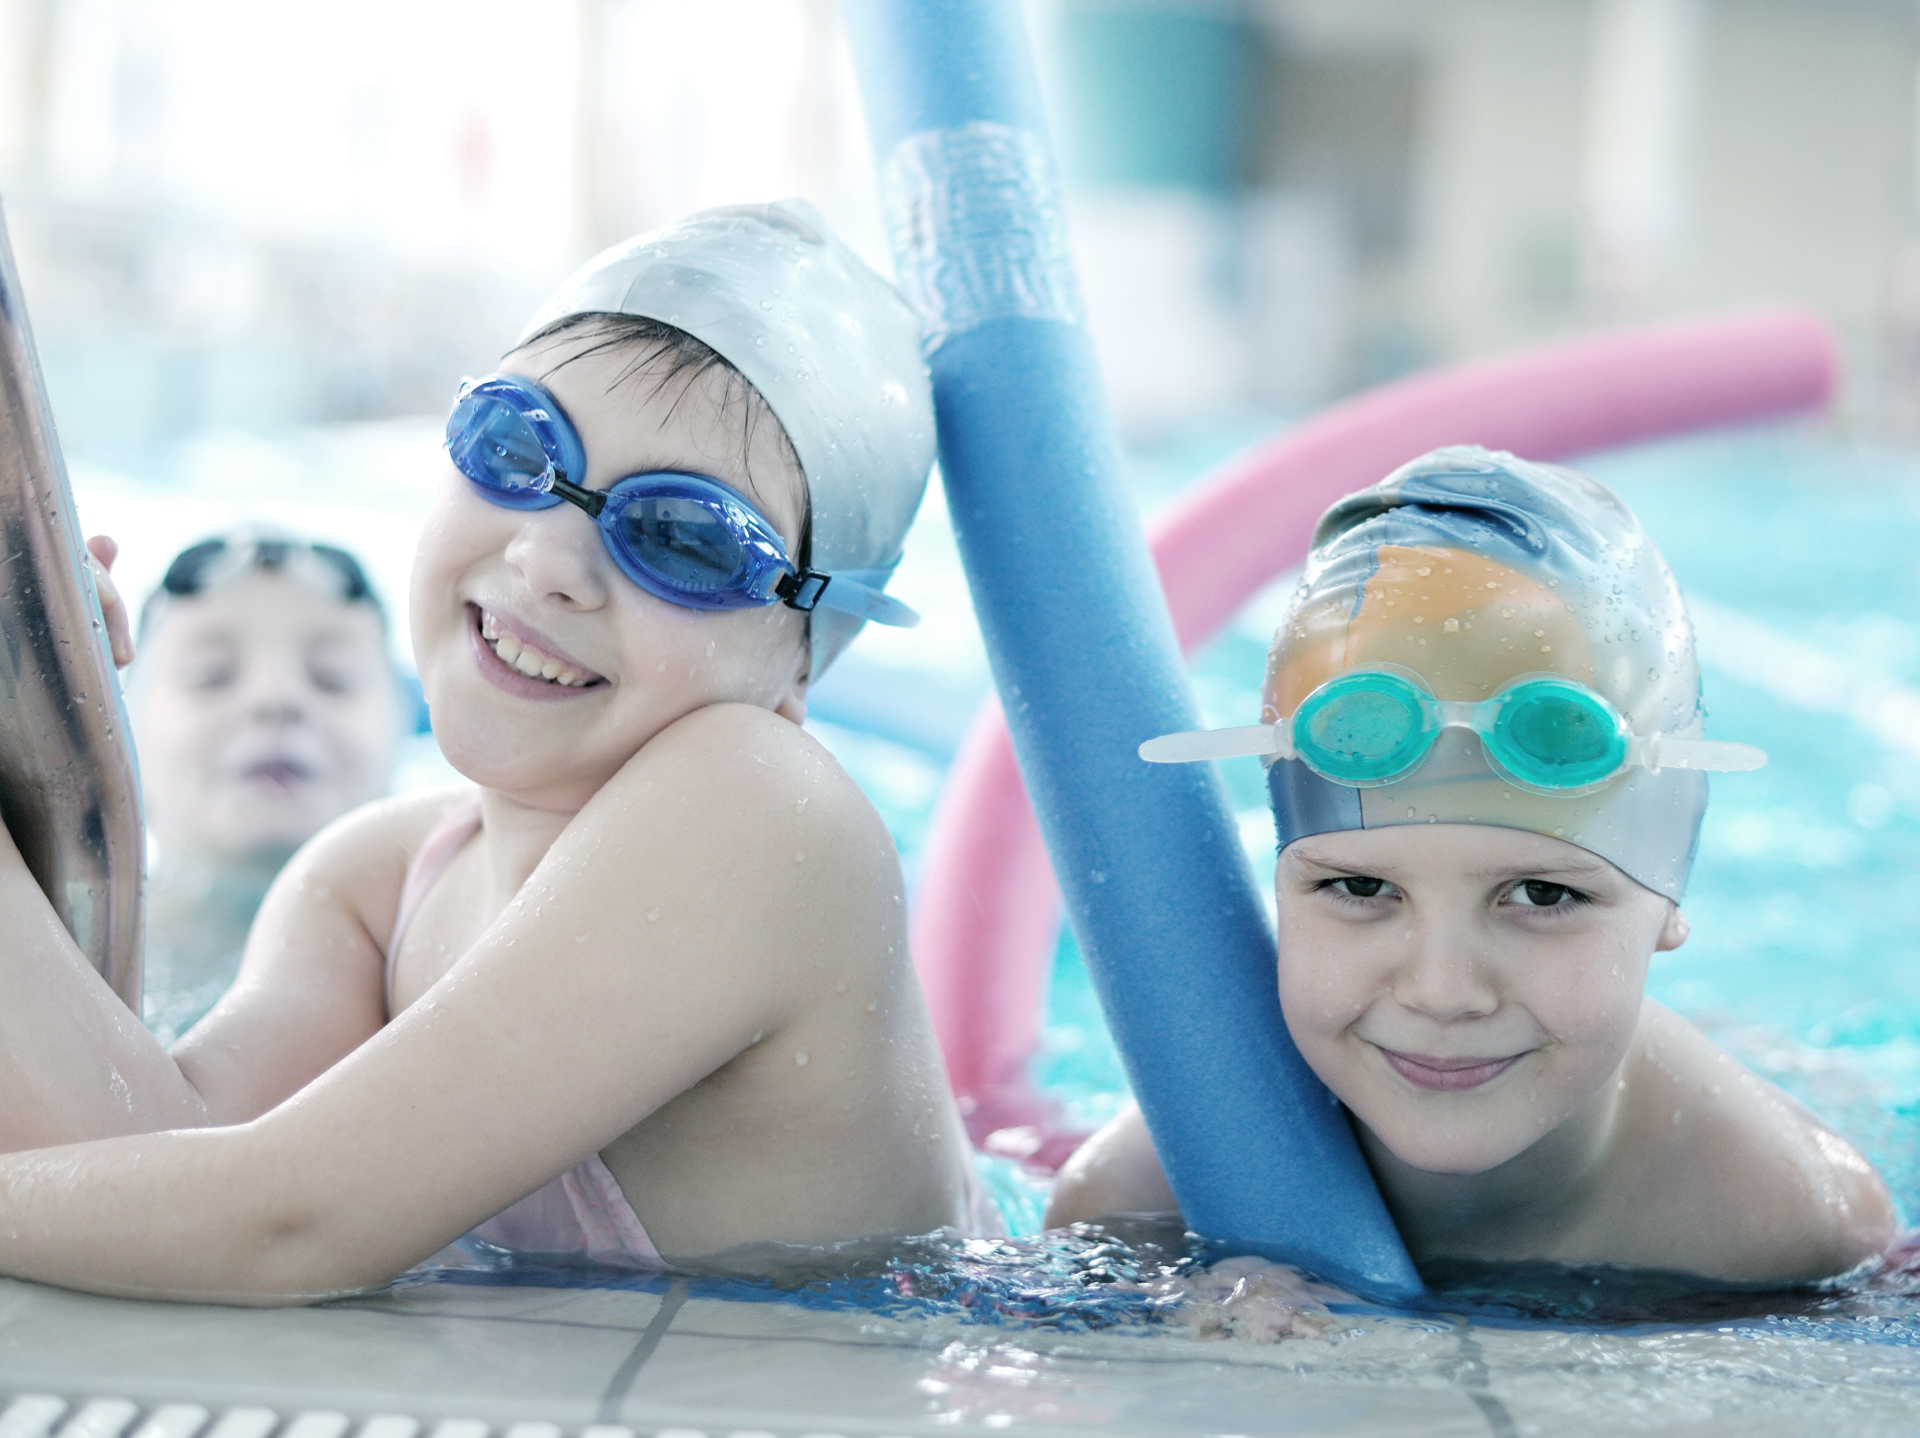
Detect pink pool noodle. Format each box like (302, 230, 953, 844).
(917, 306, 1839, 1164)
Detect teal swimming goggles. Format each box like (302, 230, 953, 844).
(1140, 666, 1765, 795)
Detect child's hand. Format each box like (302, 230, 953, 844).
(85, 535, 135, 668)
(1162, 1255, 1342, 1343)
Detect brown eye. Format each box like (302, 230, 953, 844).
(1336, 876, 1385, 898)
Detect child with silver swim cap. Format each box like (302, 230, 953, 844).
(0, 201, 988, 1300)
(1052, 446, 1895, 1284)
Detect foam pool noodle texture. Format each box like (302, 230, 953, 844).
(842, 0, 1422, 1297)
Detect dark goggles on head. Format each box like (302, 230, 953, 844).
(444, 374, 918, 627)
(142, 534, 383, 640)
(1142, 665, 1765, 794)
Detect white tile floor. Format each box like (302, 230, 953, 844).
(0, 1277, 1916, 1438)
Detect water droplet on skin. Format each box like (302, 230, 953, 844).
(866, 1000, 878, 1012)
(795, 1050, 809, 1067)
(834, 981, 848, 994)
(1416, 566, 1431, 577)
(1443, 618, 1460, 633)
(1502, 608, 1516, 620)
(646, 907, 662, 922)
(1540, 644, 1552, 652)
(794, 850, 806, 863)
(656, 662, 667, 673)
(575, 933, 591, 943)
(1413, 616, 1425, 624)
(794, 796, 808, 813)
(1533, 629, 1545, 638)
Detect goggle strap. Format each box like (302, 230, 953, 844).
(797, 573, 921, 628)
(1640, 736, 1768, 773)
(1139, 723, 1289, 764)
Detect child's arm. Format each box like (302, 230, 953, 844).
(1046, 1102, 1179, 1228)
(0, 784, 452, 1149)
(0, 703, 896, 1302)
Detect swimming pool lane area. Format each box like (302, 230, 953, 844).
(29, 420, 1920, 1433)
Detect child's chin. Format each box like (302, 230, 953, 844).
(1367, 1119, 1532, 1176)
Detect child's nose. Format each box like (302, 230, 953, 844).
(504, 509, 611, 611)
(238, 654, 311, 725)
(1390, 924, 1500, 1021)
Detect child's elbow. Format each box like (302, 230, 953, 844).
(197, 1207, 414, 1306)
(1833, 1164, 1901, 1274)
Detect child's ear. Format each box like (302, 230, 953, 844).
(1655, 904, 1690, 952)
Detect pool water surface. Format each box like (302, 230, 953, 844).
(41, 421, 1920, 1434)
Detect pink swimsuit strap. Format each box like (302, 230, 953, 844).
(385, 792, 485, 1019)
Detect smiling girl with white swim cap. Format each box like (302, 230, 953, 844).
(0, 201, 988, 1301)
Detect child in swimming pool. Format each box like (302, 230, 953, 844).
(131, 531, 406, 1043)
(0, 201, 980, 1302)
(1048, 446, 1896, 1285)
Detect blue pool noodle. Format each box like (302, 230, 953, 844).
(842, 0, 1421, 1297)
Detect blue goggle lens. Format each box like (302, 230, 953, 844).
(605, 491, 753, 601)
(447, 391, 561, 509)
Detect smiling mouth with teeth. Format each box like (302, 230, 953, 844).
(479, 611, 597, 688)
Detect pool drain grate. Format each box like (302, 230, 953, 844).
(0, 1396, 889, 1438)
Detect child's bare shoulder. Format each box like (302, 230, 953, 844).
(273, 786, 479, 925)
(607, 702, 894, 868)
(1616, 1001, 1894, 1281)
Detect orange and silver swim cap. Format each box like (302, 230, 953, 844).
(1249, 446, 1746, 897)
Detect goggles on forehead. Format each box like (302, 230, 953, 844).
(444, 374, 918, 628)
(1141, 665, 1765, 795)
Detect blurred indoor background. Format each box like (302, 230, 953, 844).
(6, 0, 1917, 781)
(5, 0, 1918, 454)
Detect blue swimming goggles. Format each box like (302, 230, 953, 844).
(444, 374, 918, 627)
(1141, 665, 1764, 794)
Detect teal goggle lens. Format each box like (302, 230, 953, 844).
(1287, 670, 1634, 792)
(1484, 678, 1629, 790)
(1292, 671, 1436, 785)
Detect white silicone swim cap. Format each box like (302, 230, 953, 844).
(521, 199, 937, 678)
